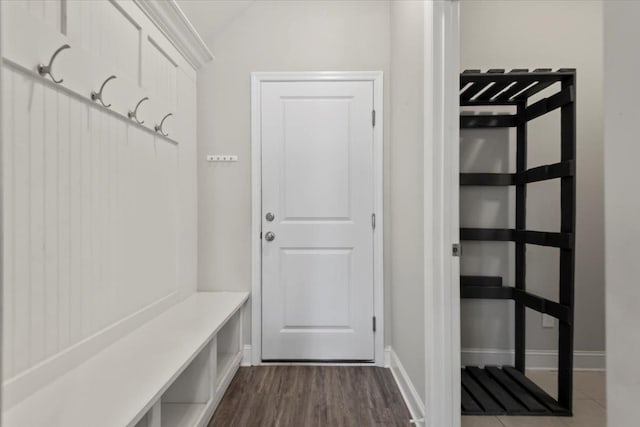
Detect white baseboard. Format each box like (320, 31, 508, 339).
(241, 344, 253, 366)
(387, 346, 425, 424)
(461, 348, 606, 371)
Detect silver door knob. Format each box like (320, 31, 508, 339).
(265, 231, 275, 242)
(265, 212, 275, 222)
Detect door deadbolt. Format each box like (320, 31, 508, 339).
(265, 231, 275, 242)
(265, 212, 275, 222)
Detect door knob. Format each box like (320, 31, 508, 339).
(265, 231, 275, 242)
(265, 212, 275, 222)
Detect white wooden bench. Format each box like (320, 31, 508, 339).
(3, 291, 249, 427)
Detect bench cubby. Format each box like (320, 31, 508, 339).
(161, 341, 214, 427)
(216, 310, 242, 390)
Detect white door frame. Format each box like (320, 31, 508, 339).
(0, 2, 4, 421)
(424, 2, 461, 427)
(250, 71, 384, 366)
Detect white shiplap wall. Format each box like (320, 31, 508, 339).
(2, 68, 179, 378)
(1, 0, 201, 407)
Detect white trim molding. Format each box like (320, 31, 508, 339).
(461, 348, 606, 371)
(423, 2, 460, 427)
(241, 345, 253, 367)
(0, 1, 4, 417)
(134, 0, 214, 69)
(388, 347, 426, 424)
(384, 346, 392, 368)
(250, 71, 385, 366)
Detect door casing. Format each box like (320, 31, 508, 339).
(251, 71, 384, 366)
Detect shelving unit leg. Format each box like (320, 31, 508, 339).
(557, 75, 576, 411)
(515, 101, 527, 374)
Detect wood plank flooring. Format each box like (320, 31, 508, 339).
(207, 366, 412, 427)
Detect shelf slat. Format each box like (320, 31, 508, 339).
(503, 367, 570, 415)
(466, 367, 527, 414)
(460, 161, 574, 186)
(485, 367, 547, 413)
(460, 228, 573, 249)
(523, 86, 575, 122)
(460, 173, 515, 186)
(461, 286, 512, 300)
(460, 286, 572, 323)
(462, 366, 571, 416)
(460, 114, 517, 128)
(460, 276, 503, 287)
(461, 369, 504, 414)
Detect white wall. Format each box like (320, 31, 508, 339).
(604, 2, 640, 425)
(389, 0, 425, 402)
(459, 1, 605, 363)
(195, 0, 391, 344)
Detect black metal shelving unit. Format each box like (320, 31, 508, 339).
(459, 69, 576, 416)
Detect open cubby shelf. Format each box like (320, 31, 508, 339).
(161, 403, 207, 427)
(460, 69, 576, 416)
(216, 311, 241, 390)
(134, 296, 246, 427)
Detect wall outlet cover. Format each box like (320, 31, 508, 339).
(542, 314, 556, 328)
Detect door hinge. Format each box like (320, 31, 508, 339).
(372, 110, 376, 127)
(371, 213, 376, 229)
(260, 232, 263, 240)
(373, 316, 377, 332)
(452, 243, 461, 257)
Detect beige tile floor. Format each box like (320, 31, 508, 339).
(462, 370, 606, 427)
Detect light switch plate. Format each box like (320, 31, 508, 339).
(542, 314, 555, 328)
(207, 155, 238, 162)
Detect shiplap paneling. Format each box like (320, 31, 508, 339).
(12, 71, 31, 376)
(67, 0, 142, 84)
(145, 36, 178, 117)
(1, 66, 179, 381)
(57, 91, 71, 352)
(2, 0, 201, 409)
(2, 64, 15, 378)
(44, 83, 60, 358)
(30, 75, 46, 368)
(15, 0, 63, 33)
(68, 95, 83, 347)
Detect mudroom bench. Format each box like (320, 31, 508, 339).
(3, 292, 249, 427)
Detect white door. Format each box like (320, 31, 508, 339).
(261, 80, 376, 361)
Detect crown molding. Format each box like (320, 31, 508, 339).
(134, 0, 214, 70)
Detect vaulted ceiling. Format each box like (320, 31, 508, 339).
(176, 0, 256, 43)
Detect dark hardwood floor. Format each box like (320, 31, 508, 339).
(207, 366, 412, 427)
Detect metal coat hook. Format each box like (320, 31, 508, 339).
(37, 44, 70, 83)
(128, 97, 149, 124)
(155, 113, 173, 137)
(91, 75, 117, 108)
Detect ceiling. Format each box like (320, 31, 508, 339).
(177, 0, 256, 43)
